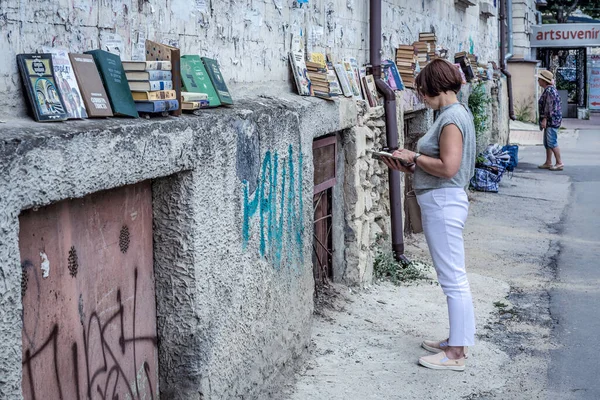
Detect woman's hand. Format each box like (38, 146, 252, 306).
(393, 149, 416, 165)
(380, 149, 416, 174)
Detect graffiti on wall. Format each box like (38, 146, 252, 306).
(19, 182, 158, 400)
(21, 268, 157, 400)
(242, 144, 304, 270)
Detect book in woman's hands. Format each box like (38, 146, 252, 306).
(371, 150, 414, 167)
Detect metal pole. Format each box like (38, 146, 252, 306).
(370, 0, 407, 262)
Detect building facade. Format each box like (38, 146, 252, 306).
(0, 1, 506, 399)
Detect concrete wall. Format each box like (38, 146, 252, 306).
(0, 95, 357, 399)
(508, 60, 539, 122)
(1, 0, 499, 118)
(512, 0, 538, 60)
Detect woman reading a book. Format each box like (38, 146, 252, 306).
(381, 59, 476, 371)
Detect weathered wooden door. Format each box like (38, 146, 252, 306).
(313, 136, 337, 285)
(19, 182, 158, 400)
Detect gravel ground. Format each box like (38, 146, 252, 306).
(279, 141, 572, 400)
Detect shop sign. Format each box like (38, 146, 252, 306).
(531, 24, 600, 47)
(589, 65, 600, 111)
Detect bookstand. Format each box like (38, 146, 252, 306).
(145, 40, 182, 116)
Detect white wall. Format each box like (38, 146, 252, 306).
(1, 0, 499, 117)
(512, 0, 538, 59)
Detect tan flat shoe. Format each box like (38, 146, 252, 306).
(538, 164, 552, 169)
(422, 339, 469, 357)
(418, 351, 466, 371)
(550, 164, 564, 171)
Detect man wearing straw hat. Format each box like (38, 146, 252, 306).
(537, 70, 564, 171)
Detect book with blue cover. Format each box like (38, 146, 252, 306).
(382, 60, 405, 91)
(128, 80, 174, 92)
(125, 70, 173, 81)
(135, 99, 179, 113)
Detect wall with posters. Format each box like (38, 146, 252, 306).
(1, 0, 500, 119)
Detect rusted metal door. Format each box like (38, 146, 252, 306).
(19, 181, 158, 400)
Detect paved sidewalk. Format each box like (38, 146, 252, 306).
(509, 119, 584, 146)
(561, 114, 600, 130)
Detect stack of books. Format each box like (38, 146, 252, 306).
(419, 32, 438, 62)
(123, 60, 179, 113)
(181, 92, 209, 110)
(412, 41, 429, 70)
(454, 52, 476, 82)
(306, 59, 333, 99)
(181, 55, 232, 108)
(395, 45, 416, 89)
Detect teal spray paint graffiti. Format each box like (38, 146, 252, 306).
(242, 144, 304, 270)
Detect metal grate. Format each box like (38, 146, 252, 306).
(313, 189, 333, 287)
(539, 47, 586, 108)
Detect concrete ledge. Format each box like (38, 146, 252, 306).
(0, 94, 357, 400)
(510, 130, 544, 146)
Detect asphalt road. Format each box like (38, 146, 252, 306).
(532, 128, 600, 399)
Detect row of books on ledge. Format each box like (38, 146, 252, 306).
(395, 32, 497, 87)
(289, 44, 404, 108)
(17, 40, 233, 122)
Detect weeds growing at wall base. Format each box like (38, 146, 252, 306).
(373, 246, 435, 285)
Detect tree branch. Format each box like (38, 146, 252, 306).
(568, 0, 580, 14)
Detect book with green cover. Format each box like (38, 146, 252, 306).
(180, 55, 221, 107)
(201, 57, 233, 105)
(85, 49, 138, 118)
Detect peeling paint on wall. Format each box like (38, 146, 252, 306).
(171, 0, 193, 22)
(1, 0, 499, 117)
(100, 32, 125, 56)
(39, 252, 50, 278)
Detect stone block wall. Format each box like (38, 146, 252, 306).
(340, 96, 413, 286)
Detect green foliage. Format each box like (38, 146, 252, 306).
(493, 301, 508, 309)
(542, 1, 600, 23)
(373, 247, 433, 285)
(468, 83, 492, 143)
(514, 101, 534, 123)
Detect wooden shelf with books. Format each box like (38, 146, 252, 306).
(145, 40, 182, 116)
